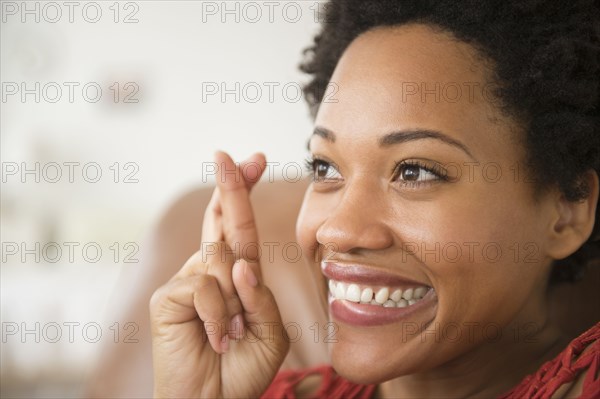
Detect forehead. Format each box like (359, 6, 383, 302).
(314, 24, 514, 151)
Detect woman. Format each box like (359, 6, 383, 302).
(150, 0, 600, 397)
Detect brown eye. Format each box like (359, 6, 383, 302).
(307, 159, 342, 182)
(315, 161, 330, 179)
(400, 164, 422, 181)
(394, 162, 443, 184)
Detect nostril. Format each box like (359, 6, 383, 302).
(316, 219, 394, 254)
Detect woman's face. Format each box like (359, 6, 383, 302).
(296, 24, 557, 383)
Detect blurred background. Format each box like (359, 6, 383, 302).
(1, 1, 322, 396)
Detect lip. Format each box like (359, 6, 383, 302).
(321, 261, 430, 287)
(329, 289, 437, 326)
(322, 261, 437, 326)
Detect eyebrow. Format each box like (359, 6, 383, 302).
(309, 126, 476, 161)
(306, 127, 335, 151)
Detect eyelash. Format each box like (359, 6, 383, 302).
(304, 156, 338, 182)
(304, 156, 449, 187)
(392, 160, 449, 187)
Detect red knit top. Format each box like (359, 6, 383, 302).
(261, 322, 600, 399)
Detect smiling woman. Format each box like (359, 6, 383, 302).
(145, 1, 599, 398)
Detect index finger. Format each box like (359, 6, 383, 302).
(201, 152, 267, 245)
(214, 151, 265, 272)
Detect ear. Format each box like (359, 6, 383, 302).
(546, 170, 599, 260)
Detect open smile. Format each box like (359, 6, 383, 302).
(322, 261, 438, 326)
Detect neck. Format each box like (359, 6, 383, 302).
(376, 294, 567, 398)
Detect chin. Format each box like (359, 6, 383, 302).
(328, 339, 418, 385)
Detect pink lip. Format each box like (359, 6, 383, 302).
(328, 290, 437, 326)
(321, 262, 430, 287)
(322, 262, 436, 326)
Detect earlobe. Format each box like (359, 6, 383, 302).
(546, 170, 599, 260)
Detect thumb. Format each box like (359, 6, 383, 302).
(232, 259, 289, 351)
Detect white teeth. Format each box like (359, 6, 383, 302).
(360, 287, 373, 303)
(328, 279, 429, 308)
(375, 287, 389, 304)
(383, 300, 396, 308)
(346, 284, 361, 302)
(335, 282, 346, 300)
(390, 289, 403, 302)
(414, 287, 426, 299)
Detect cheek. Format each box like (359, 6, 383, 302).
(400, 180, 542, 264)
(403, 187, 546, 324)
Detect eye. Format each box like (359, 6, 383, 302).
(304, 157, 342, 182)
(397, 164, 437, 182)
(393, 161, 447, 186)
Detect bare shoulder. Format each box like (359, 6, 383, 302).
(560, 369, 587, 398)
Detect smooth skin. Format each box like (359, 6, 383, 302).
(296, 24, 598, 398)
(150, 24, 598, 398)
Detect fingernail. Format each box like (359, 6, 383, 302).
(221, 334, 229, 353)
(244, 262, 258, 287)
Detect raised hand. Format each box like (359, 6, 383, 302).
(150, 151, 289, 398)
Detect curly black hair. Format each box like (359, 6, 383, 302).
(299, 0, 599, 283)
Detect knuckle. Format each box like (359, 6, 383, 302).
(191, 273, 215, 292)
(148, 290, 161, 314)
(233, 218, 257, 233)
(149, 284, 170, 315)
(182, 251, 207, 273)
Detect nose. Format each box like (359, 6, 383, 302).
(315, 181, 394, 254)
